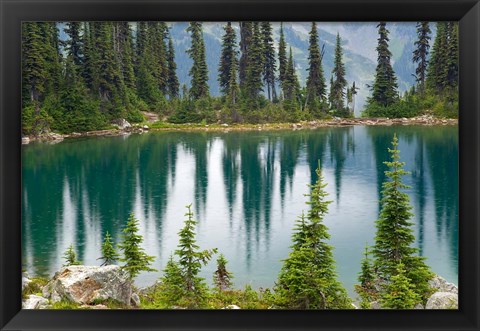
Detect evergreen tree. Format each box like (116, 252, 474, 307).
(306, 22, 327, 109)
(175, 204, 218, 307)
(239, 22, 253, 88)
(261, 22, 277, 101)
(367, 22, 398, 107)
(282, 47, 301, 108)
(94, 22, 127, 115)
(158, 256, 185, 307)
(426, 22, 448, 93)
(218, 22, 238, 97)
(245, 22, 264, 102)
(213, 254, 234, 291)
(63, 244, 81, 266)
(187, 22, 209, 100)
(82, 22, 99, 92)
(117, 22, 136, 91)
(228, 58, 239, 106)
(135, 22, 162, 105)
(98, 231, 120, 266)
(275, 162, 351, 309)
(380, 262, 420, 309)
(372, 134, 433, 302)
(148, 22, 169, 94)
(63, 22, 84, 68)
(412, 22, 431, 93)
(167, 35, 180, 99)
(355, 245, 377, 308)
(118, 213, 157, 279)
(43, 23, 63, 96)
(446, 22, 458, 90)
(22, 22, 48, 105)
(278, 23, 287, 88)
(330, 33, 347, 114)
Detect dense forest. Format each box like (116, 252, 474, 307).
(22, 21, 458, 135)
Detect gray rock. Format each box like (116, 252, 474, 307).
(43, 265, 133, 306)
(111, 119, 132, 130)
(131, 293, 140, 307)
(426, 292, 458, 309)
(370, 301, 382, 309)
(143, 125, 150, 130)
(23, 295, 50, 309)
(222, 304, 240, 309)
(429, 275, 458, 294)
(414, 303, 424, 309)
(22, 272, 32, 291)
(138, 280, 162, 297)
(22, 137, 30, 145)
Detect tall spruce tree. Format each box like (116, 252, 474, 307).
(330, 33, 347, 114)
(167, 35, 180, 99)
(275, 162, 351, 309)
(187, 22, 209, 100)
(218, 22, 238, 97)
(22, 22, 48, 105)
(245, 22, 264, 102)
(148, 22, 169, 94)
(239, 22, 253, 89)
(306, 22, 327, 109)
(63, 22, 84, 68)
(368, 22, 398, 107)
(426, 22, 448, 93)
(372, 134, 433, 303)
(117, 22, 136, 91)
(282, 47, 301, 108)
(446, 22, 458, 90)
(412, 22, 431, 93)
(278, 23, 287, 89)
(261, 22, 277, 101)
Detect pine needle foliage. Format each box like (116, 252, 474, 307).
(118, 213, 157, 280)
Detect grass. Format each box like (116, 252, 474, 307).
(22, 277, 49, 299)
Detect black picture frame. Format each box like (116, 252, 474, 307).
(1, 0, 479, 330)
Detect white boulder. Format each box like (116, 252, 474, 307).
(42, 265, 133, 306)
(23, 295, 50, 309)
(426, 292, 458, 309)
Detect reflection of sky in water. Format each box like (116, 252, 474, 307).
(22, 125, 458, 296)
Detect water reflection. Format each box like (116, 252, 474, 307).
(22, 126, 458, 294)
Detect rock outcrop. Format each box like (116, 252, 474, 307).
(42, 265, 133, 306)
(111, 119, 132, 130)
(23, 295, 50, 309)
(426, 292, 458, 309)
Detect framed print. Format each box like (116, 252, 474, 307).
(1, 0, 479, 330)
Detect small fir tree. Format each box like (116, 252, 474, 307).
(63, 244, 81, 267)
(158, 256, 186, 307)
(175, 204, 218, 307)
(118, 213, 157, 279)
(354, 245, 377, 308)
(380, 262, 420, 309)
(98, 231, 120, 266)
(213, 254, 234, 292)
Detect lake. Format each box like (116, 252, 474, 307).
(22, 125, 458, 296)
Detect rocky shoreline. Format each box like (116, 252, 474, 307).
(22, 265, 458, 310)
(22, 115, 457, 145)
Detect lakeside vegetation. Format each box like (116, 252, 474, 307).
(24, 136, 439, 309)
(22, 21, 458, 137)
